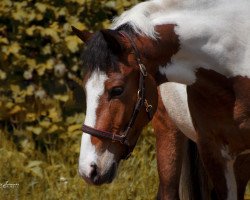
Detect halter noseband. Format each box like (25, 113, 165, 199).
(82, 31, 153, 159)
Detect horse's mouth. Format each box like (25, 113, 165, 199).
(105, 162, 117, 183)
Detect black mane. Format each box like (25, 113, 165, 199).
(82, 24, 136, 72)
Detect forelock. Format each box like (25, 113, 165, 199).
(82, 31, 118, 72)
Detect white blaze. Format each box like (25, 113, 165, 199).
(79, 71, 108, 178)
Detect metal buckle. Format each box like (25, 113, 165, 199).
(137, 90, 142, 99)
(139, 63, 147, 76)
(144, 99, 152, 112)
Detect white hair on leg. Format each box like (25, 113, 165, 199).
(221, 145, 237, 200)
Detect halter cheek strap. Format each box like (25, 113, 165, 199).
(82, 31, 153, 160)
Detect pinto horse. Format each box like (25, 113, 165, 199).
(74, 0, 250, 199)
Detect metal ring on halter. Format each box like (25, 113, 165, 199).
(146, 105, 152, 112)
(139, 63, 147, 76)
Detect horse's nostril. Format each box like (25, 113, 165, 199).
(90, 162, 98, 180)
(90, 162, 97, 168)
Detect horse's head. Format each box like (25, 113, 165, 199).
(73, 27, 158, 185)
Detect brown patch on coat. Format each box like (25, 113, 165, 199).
(133, 24, 180, 84)
(187, 68, 250, 199)
(187, 68, 250, 154)
(152, 91, 186, 199)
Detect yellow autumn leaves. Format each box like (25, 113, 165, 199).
(2, 42, 21, 56)
(0, 0, 146, 149)
(0, 2, 142, 182)
(0, 1, 152, 199)
(0, 0, 117, 128)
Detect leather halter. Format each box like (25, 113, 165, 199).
(82, 31, 153, 159)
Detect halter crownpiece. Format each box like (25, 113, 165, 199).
(82, 31, 153, 159)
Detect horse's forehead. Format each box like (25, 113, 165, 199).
(84, 71, 108, 127)
(85, 71, 108, 91)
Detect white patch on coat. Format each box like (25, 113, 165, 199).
(100, 150, 115, 176)
(112, 0, 161, 39)
(224, 160, 237, 200)
(112, 0, 214, 39)
(239, 149, 250, 156)
(159, 82, 197, 142)
(221, 145, 237, 200)
(113, 0, 250, 84)
(79, 71, 109, 178)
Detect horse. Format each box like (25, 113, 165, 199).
(73, 0, 250, 199)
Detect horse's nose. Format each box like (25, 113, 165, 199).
(89, 162, 98, 180)
(78, 162, 99, 182)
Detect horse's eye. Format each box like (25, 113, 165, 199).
(109, 87, 124, 98)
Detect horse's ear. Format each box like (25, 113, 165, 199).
(100, 29, 124, 53)
(71, 26, 93, 43)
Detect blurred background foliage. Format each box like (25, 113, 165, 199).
(0, 0, 159, 199)
(0, 0, 250, 199)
